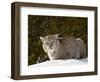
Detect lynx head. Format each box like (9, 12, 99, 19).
(40, 34, 60, 54)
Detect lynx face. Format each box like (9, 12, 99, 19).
(40, 34, 59, 59)
(43, 39, 57, 50)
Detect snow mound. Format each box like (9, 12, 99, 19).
(29, 58, 88, 68)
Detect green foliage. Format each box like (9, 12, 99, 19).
(28, 15, 87, 65)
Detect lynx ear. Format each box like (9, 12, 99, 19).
(40, 37, 45, 42)
(55, 34, 59, 39)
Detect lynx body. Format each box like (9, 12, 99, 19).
(40, 34, 86, 60)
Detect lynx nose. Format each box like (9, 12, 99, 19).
(49, 45, 53, 49)
(50, 45, 52, 48)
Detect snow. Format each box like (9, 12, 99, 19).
(29, 58, 88, 68)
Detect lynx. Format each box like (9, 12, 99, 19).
(40, 34, 87, 60)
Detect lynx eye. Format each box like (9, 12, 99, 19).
(45, 42, 49, 45)
(51, 40, 55, 44)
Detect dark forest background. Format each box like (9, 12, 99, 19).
(28, 15, 87, 65)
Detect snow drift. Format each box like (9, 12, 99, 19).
(29, 58, 88, 68)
